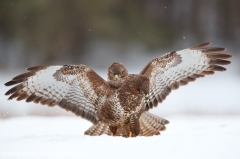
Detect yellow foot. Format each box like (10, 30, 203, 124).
(129, 131, 132, 137)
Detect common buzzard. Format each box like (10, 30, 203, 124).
(5, 42, 231, 137)
(106, 43, 231, 111)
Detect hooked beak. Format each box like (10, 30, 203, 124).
(114, 74, 119, 80)
(145, 93, 149, 99)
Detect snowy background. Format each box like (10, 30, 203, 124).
(1, 1, 240, 159)
(1, 116, 240, 159)
(1, 62, 240, 159)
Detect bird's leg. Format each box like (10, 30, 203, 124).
(129, 114, 140, 137)
(120, 124, 130, 137)
(109, 126, 117, 136)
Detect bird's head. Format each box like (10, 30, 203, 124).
(108, 62, 128, 81)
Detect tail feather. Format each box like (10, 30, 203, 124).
(139, 118, 160, 136)
(139, 112, 169, 136)
(84, 112, 169, 137)
(84, 122, 111, 136)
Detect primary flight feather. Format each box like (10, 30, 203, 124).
(5, 42, 231, 137)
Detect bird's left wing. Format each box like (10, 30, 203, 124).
(140, 43, 232, 111)
(5, 65, 111, 124)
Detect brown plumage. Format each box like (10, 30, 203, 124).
(5, 65, 150, 137)
(97, 74, 150, 137)
(84, 111, 169, 136)
(108, 62, 128, 81)
(107, 43, 231, 111)
(85, 62, 170, 136)
(86, 42, 232, 136)
(141, 42, 231, 110)
(4, 42, 231, 137)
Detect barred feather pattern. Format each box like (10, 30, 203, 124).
(139, 112, 169, 136)
(84, 112, 169, 136)
(84, 122, 111, 136)
(5, 65, 111, 124)
(140, 43, 232, 110)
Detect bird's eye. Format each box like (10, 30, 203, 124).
(145, 94, 149, 97)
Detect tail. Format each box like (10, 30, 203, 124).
(139, 112, 169, 136)
(84, 122, 111, 136)
(84, 112, 169, 136)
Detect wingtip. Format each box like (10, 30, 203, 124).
(205, 42, 212, 45)
(226, 54, 232, 59)
(219, 48, 227, 52)
(165, 120, 170, 124)
(4, 81, 12, 86)
(26, 65, 48, 72)
(190, 42, 212, 49)
(200, 42, 212, 45)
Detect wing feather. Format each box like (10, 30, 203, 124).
(5, 65, 111, 124)
(140, 43, 232, 110)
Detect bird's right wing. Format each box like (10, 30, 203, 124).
(5, 65, 111, 124)
(140, 43, 232, 110)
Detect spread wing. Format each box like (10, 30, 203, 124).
(5, 65, 111, 124)
(140, 42, 232, 111)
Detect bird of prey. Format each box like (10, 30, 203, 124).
(85, 62, 169, 136)
(86, 42, 232, 136)
(106, 43, 231, 110)
(5, 42, 231, 137)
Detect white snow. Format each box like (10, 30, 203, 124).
(0, 116, 240, 159)
(0, 62, 239, 159)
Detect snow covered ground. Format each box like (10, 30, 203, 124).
(0, 116, 240, 159)
(0, 61, 239, 159)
